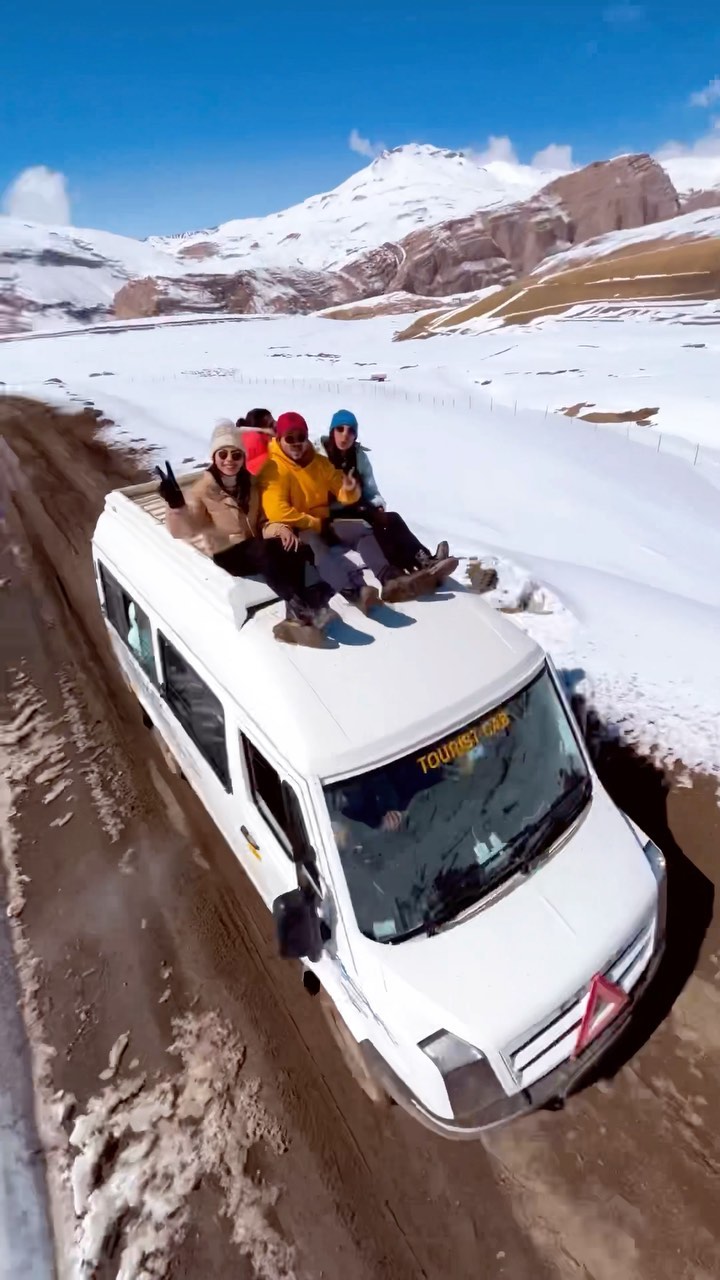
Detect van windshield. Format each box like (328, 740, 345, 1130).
(323, 668, 590, 943)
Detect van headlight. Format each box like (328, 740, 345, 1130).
(420, 1030, 504, 1117)
(642, 838, 666, 884)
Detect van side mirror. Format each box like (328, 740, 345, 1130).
(273, 888, 323, 962)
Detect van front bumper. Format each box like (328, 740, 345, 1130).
(361, 914, 666, 1140)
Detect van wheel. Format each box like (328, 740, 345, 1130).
(320, 992, 390, 1107)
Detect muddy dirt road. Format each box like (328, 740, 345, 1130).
(1, 396, 719, 1280)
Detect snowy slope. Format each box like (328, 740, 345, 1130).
(2, 313, 719, 776)
(531, 204, 720, 276)
(151, 145, 566, 274)
(0, 216, 182, 332)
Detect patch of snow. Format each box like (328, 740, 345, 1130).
(69, 1011, 294, 1279)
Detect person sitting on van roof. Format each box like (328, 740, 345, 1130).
(322, 410, 458, 585)
(260, 412, 436, 610)
(237, 408, 275, 475)
(156, 421, 333, 647)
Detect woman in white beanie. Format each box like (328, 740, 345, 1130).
(156, 421, 332, 646)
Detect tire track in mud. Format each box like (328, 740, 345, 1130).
(0, 396, 549, 1280)
(2, 394, 720, 1280)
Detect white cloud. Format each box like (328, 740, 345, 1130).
(690, 77, 720, 109)
(469, 136, 573, 171)
(603, 3, 644, 25)
(470, 135, 519, 165)
(2, 165, 71, 225)
(531, 143, 575, 170)
(656, 122, 720, 159)
(348, 129, 385, 159)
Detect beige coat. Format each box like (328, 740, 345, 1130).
(165, 469, 266, 556)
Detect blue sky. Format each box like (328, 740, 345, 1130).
(2, 1, 720, 237)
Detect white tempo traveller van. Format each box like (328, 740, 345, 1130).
(92, 474, 666, 1137)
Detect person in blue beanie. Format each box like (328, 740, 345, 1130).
(320, 409, 458, 583)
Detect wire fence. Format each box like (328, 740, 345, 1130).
(167, 366, 720, 475)
(3, 358, 719, 476)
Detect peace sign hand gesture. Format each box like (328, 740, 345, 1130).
(340, 467, 361, 499)
(154, 462, 185, 510)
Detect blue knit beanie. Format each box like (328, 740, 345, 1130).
(330, 409, 358, 431)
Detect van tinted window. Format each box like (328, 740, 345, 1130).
(98, 562, 156, 682)
(159, 635, 230, 790)
(242, 737, 294, 856)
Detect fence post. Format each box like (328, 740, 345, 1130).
(514, 401, 517, 416)
(693, 443, 700, 466)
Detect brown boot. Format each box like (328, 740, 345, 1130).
(381, 568, 437, 602)
(353, 584, 381, 614)
(427, 556, 460, 586)
(273, 619, 325, 647)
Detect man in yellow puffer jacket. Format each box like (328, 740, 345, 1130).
(260, 413, 435, 610)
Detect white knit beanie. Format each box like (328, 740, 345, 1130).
(210, 419, 245, 458)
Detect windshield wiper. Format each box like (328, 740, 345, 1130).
(507, 774, 592, 875)
(421, 862, 510, 935)
(419, 775, 591, 935)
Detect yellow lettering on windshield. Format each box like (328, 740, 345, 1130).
(417, 711, 510, 773)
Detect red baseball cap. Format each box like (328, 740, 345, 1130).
(275, 411, 308, 439)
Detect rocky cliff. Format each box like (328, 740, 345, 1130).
(112, 153, 681, 320)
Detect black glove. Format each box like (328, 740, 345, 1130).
(154, 462, 185, 510)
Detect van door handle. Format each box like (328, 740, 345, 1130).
(241, 825, 259, 851)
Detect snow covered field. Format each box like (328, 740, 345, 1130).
(2, 312, 719, 778)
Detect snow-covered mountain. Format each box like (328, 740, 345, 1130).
(150, 144, 567, 273)
(4, 142, 720, 335)
(0, 217, 185, 333)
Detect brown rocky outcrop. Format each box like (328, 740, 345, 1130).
(114, 278, 165, 319)
(112, 154, 685, 320)
(335, 154, 682, 301)
(679, 188, 720, 215)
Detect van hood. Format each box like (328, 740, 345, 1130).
(372, 784, 658, 1053)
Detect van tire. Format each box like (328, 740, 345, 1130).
(320, 992, 390, 1107)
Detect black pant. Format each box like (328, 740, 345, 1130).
(213, 537, 313, 604)
(365, 510, 429, 573)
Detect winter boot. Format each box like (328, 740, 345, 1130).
(416, 541, 458, 586)
(417, 540, 449, 568)
(273, 597, 325, 647)
(273, 618, 325, 647)
(312, 603, 340, 630)
(343, 584, 381, 614)
(381, 567, 437, 603)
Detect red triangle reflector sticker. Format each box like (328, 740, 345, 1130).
(573, 973, 629, 1058)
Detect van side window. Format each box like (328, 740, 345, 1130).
(242, 737, 296, 856)
(159, 635, 230, 790)
(98, 562, 156, 682)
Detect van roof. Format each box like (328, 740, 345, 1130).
(94, 479, 545, 780)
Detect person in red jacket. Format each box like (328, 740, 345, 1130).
(237, 408, 275, 475)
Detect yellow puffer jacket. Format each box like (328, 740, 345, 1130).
(259, 438, 358, 531)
